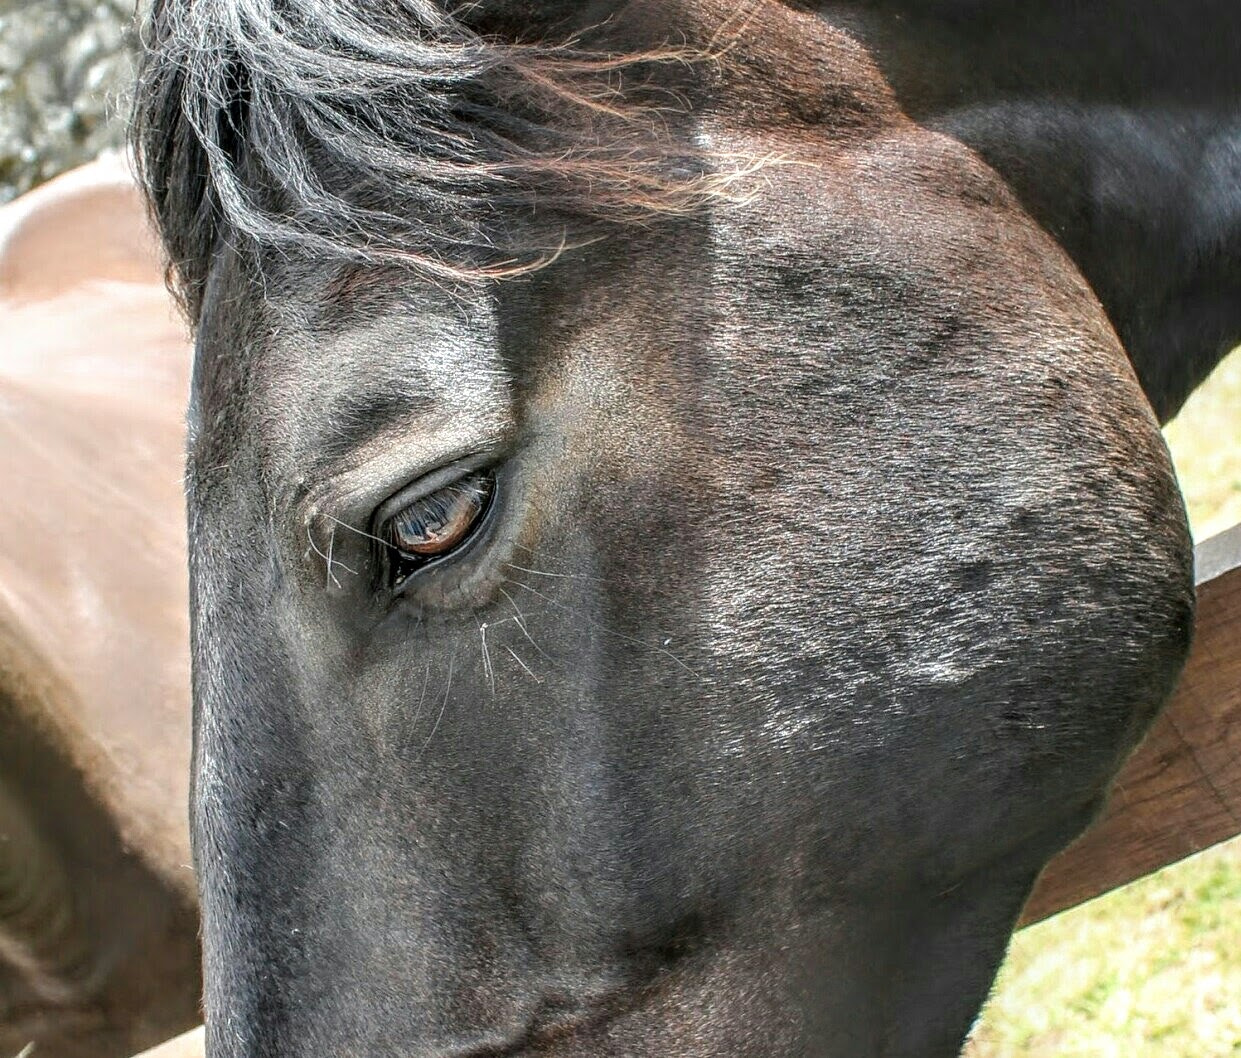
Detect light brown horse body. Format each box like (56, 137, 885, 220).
(0, 158, 199, 1058)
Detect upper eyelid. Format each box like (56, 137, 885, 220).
(371, 453, 501, 532)
(384, 478, 486, 544)
(296, 421, 516, 541)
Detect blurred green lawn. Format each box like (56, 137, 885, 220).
(966, 348, 1241, 1057)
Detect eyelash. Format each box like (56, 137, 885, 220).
(377, 469, 496, 589)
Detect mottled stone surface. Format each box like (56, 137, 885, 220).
(0, 0, 137, 203)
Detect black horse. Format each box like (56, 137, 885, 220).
(134, 2, 1235, 1054)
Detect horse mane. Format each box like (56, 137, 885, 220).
(132, 0, 747, 318)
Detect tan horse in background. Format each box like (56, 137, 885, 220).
(0, 157, 200, 1058)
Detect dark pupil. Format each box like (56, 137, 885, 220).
(384, 471, 494, 580)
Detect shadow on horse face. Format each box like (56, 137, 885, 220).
(172, 7, 1193, 1058)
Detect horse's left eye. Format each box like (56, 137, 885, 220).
(381, 470, 495, 582)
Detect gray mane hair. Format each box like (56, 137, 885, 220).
(131, 0, 748, 318)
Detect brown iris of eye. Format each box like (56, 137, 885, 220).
(382, 470, 495, 579)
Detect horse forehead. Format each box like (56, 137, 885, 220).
(699, 114, 1097, 332)
(250, 293, 515, 475)
(194, 10, 1077, 473)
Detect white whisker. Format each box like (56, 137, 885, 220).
(505, 646, 543, 683)
(321, 512, 392, 549)
(306, 524, 342, 589)
(325, 525, 359, 583)
(506, 578, 700, 677)
(504, 562, 589, 580)
(477, 617, 496, 697)
(498, 585, 555, 662)
(416, 652, 455, 762)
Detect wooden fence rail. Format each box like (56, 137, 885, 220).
(1023, 521, 1241, 924)
(134, 1027, 205, 1058)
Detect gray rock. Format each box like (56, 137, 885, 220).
(0, 0, 137, 203)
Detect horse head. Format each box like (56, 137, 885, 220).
(134, 2, 1207, 1054)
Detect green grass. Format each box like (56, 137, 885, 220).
(966, 346, 1241, 1057)
(1164, 348, 1241, 541)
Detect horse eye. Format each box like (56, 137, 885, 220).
(381, 470, 495, 581)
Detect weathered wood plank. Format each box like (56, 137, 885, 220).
(1022, 522, 1241, 926)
